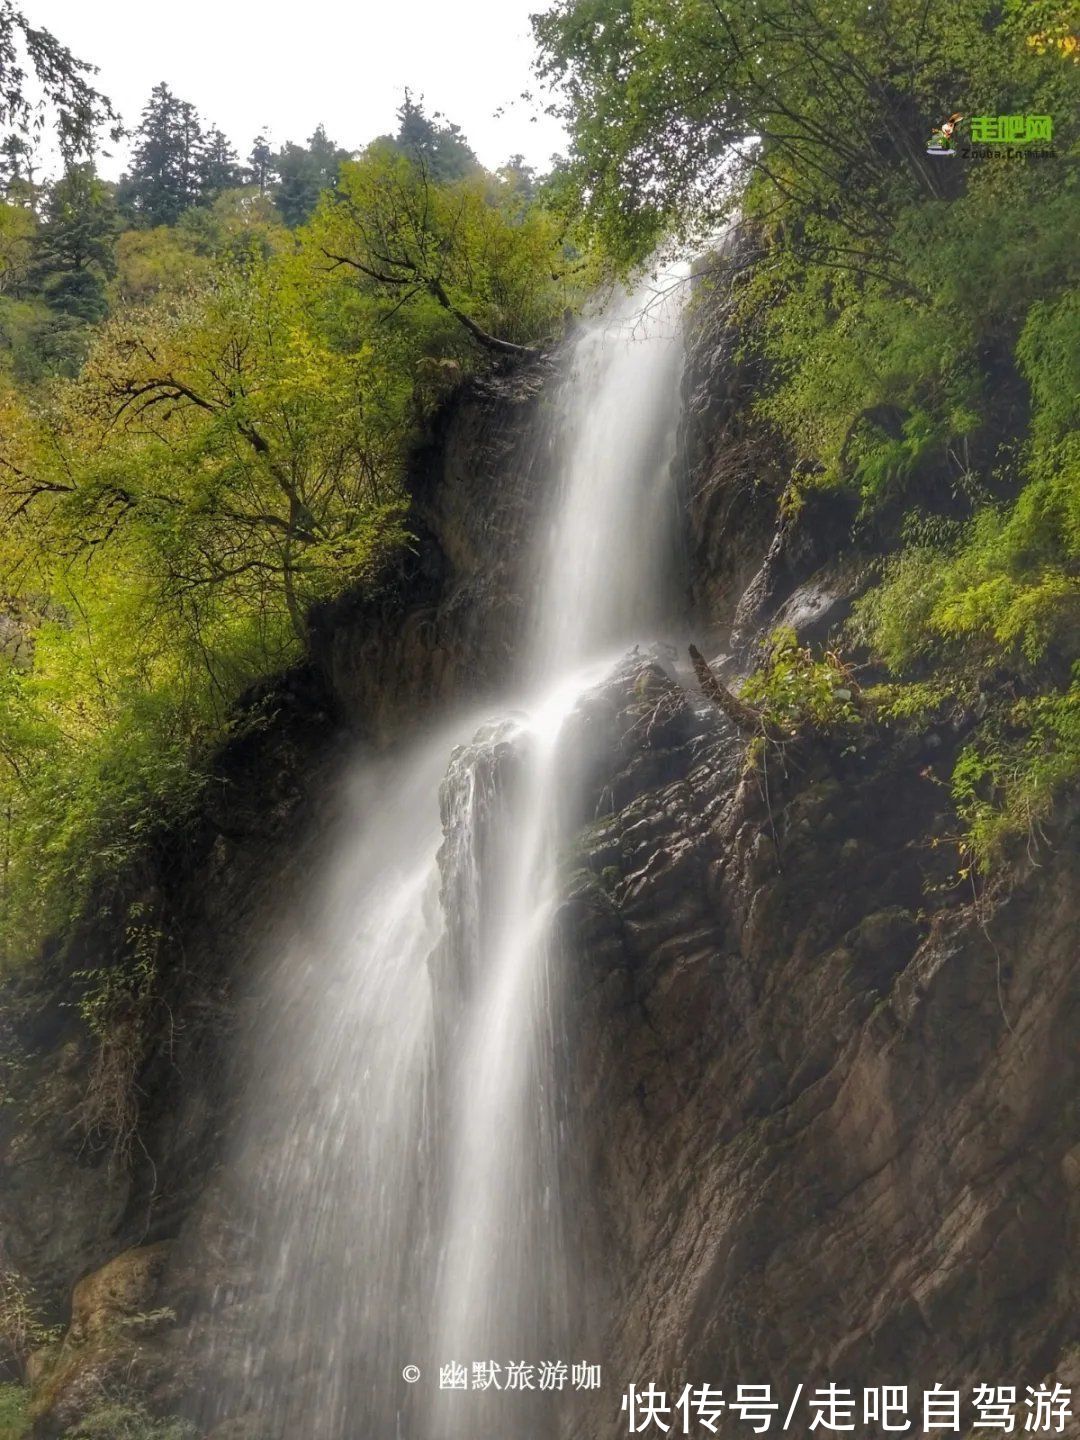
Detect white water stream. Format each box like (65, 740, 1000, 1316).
(205, 268, 688, 1439)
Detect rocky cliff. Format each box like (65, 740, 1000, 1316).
(558, 658, 1078, 1438)
(2, 274, 1076, 1439)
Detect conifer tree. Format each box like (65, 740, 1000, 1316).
(122, 82, 205, 225)
(247, 132, 273, 195)
(32, 162, 115, 322)
(272, 125, 348, 228)
(0, 135, 37, 209)
(392, 91, 478, 181)
(198, 126, 241, 200)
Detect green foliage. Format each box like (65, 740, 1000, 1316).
(534, 0, 1080, 863)
(533, 0, 1076, 264)
(21, 163, 118, 374)
(119, 83, 240, 228)
(0, 200, 34, 293)
(69, 905, 173, 1155)
(66, 1397, 195, 1440)
(1017, 288, 1080, 450)
(0, 1271, 59, 1366)
(0, 1383, 28, 1440)
(865, 678, 959, 724)
(314, 145, 579, 351)
(271, 125, 349, 229)
(855, 432, 1079, 678)
(32, 164, 117, 320)
(741, 629, 863, 733)
(0, 9, 118, 164)
(0, 135, 36, 206)
(109, 192, 285, 307)
(380, 91, 480, 183)
(952, 676, 1080, 865)
(0, 243, 414, 950)
(0, 137, 570, 959)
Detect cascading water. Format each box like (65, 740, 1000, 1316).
(201, 266, 688, 1439)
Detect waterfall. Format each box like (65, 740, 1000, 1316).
(201, 266, 688, 1439)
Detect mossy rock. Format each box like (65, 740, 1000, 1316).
(29, 1243, 177, 1439)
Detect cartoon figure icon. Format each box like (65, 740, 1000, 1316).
(927, 112, 963, 154)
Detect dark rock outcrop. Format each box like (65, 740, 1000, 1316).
(307, 359, 555, 741)
(554, 660, 1079, 1437)
(678, 268, 785, 648)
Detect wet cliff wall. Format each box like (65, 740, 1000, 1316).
(551, 282, 1079, 1432)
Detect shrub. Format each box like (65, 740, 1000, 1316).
(67, 1397, 195, 1440)
(0, 1383, 28, 1440)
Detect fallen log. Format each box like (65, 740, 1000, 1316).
(688, 644, 766, 735)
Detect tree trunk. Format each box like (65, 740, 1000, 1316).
(427, 279, 540, 358)
(688, 644, 765, 735)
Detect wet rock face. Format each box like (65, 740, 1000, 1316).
(555, 662, 1080, 1437)
(307, 358, 556, 744)
(676, 250, 867, 662)
(435, 717, 529, 1008)
(677, 266, 785, 647)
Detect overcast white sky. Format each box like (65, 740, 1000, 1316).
(28, 0, 568, 179)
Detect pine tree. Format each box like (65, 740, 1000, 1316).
(272, 126, 348, 228)
(24, 161, 117, 373)
(247, 132, 273, 194)
(392, 91, 478, 182)
(32, 162, 116, 323)
(0, 8, 118, 163)
(0, 136, 38, 210)
(123, 82, 205, 226)
(198, 127, 241, 200)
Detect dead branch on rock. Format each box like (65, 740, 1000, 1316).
(688, 644, 766, 735)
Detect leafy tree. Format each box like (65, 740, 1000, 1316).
(111, 224, 209, 305)
(498, 153, 538, 204)
(0, 262, 404, 947)
(532, 0, 1075, 264)
(12, 266, 407, 637)
(314, 145, 573, 354)
(0, 197, 33, 294)
(180, 188, 285, 270)
(110, 191, 285, 307)
(272, 124, 349, 228)
(0, 141, 572, 950)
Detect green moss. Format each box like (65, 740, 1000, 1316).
(67, 1399, 195, 1439)
(0, 1384, 29, 1440)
